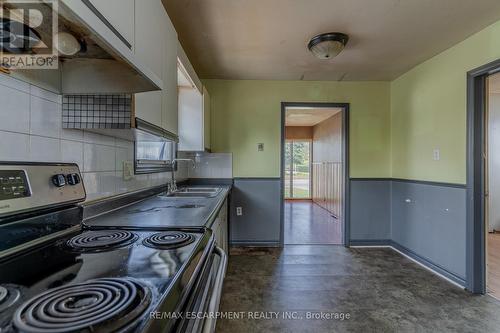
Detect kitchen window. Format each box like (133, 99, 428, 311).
(134, 139, 176, 174)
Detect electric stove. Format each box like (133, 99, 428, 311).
(0, 163, 226, 333)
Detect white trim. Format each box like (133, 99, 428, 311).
(349, 245, 391, 248)
(350, 245, 465, 290)
(389, 246, 465, 289)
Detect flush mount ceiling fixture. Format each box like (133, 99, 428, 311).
(307, 32, 349, 59)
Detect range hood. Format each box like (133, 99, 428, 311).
(0, 0, 162, 94)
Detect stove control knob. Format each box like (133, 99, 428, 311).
(66, 173, 81, 185)
(52, 174, 66, 187)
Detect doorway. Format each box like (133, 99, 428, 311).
(486, 72, 500, 299)
(285, 140, 312, 199)
(467, 58, 500, 294)
(280, 102, 349, 246)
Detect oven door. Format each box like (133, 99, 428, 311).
(175, 246, 228, 333)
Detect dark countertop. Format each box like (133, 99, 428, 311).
(83, 186, 230, 229)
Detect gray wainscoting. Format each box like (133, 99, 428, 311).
(391, 180, 467, 283)
(230, 178, 281, 246)
(350, 179, 392, 244)
(349, 178, 467, 286)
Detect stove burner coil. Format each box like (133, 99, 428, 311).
(143, 231, 195, 249)
(0, 285, 20, 312)
(67, 230, 138, 252)
(12, 278, 151, 333)
(0, 286, 7, 303)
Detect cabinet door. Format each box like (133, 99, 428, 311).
(178, 88, 203, 151)
(88, 0, 134, 49)
(162, 16, 178, 134)
(203, 86, 211, 150)
(134, 0, 168, 128)
(134, 0, 165, 78)
(134, 91, 162, 126)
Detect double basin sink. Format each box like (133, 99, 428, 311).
(163, 187, 222, 198)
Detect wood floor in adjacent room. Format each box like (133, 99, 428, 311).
(488, 233, 500, 299)
(217, 245, 500, 333)
(284, 200, 342, 245)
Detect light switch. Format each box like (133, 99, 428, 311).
(257, 143, 264, 151)
(433, 149, 440, 161)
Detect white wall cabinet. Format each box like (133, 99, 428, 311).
(203, 86, 211, 150)
(178, 87, 203, 151)
(178, 85, 211, 151)
(87, 0, 135, 49)
(134, 0, 178, 133)
(162, 18, 179, 135)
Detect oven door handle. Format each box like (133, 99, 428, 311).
(202, 246, 228, 333)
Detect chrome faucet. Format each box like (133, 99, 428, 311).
(168, 158, 196, 193)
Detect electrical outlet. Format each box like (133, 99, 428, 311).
(433, 149, 440, 161)
(123, 161, 134, 181)
(236, 207, 243, 216)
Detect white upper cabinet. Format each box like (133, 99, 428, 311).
(177, 44, 210, 151)
(203, 86, 211, 150)
(162, 17, 179, 135)
(134, 0, 166, 78)
(178, 83, 211, 151)
(133, 0, 166, 126)
(87, 0, 135, 49)
(178, 87, 203, 151)
(134, 0, 179, 131)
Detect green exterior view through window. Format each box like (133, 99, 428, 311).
(284, 140, 311, 199)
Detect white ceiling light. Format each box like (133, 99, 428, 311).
(55, 32, 81, 56)
(308, 32, 349, 59)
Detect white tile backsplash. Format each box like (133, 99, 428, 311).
(30, 85, 62, 104)
(61, 140, 84, 169)
(61, 128, 84, 141)
(83, 143, 116, 172)
(0, 84, 30, 134)
(83, 131, 115, 146)
(0, 72, 30, 93)
(30, 136, 61, 162)
(178, 152, 233, 179)
(0, 72, 180, 203)
(0, 131, 30, 161)
(30, 96, 61, 138)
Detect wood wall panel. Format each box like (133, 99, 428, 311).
(312, 112, 343, 217)
(312, 162, 343, 217)
(285, 126, 313, 140)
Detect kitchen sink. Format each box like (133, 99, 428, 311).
(161, 187, 222, 198)
(177, 187, 221, 193)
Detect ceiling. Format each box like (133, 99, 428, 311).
(285, 108, 341, 126)
(163, 0, 500, 81)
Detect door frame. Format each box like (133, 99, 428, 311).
(467, 58, 500, 293)
(284, 139, 313, 200)
(280, 102, 350, 247)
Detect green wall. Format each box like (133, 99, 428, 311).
(391, 20, 500, 184)
(204, 80, 391, 178)
(205, 20, 500, 182)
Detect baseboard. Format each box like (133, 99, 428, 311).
(349, 238, 466, 288)
(349, 239, 391, 246)
(230, 240, 280, 247)
(390, 241, 466, 288)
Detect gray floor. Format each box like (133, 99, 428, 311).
(217, 245, 500, 333)
(284, 201, 342, 245)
